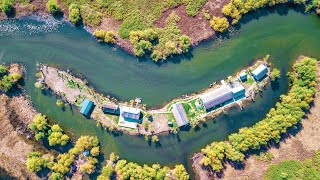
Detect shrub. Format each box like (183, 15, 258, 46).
(46, 0, 60, 15)
(68, 4, 81, 24)
(93, 30, 116, 44)
(1, 0, 13, 15)
(210, 16, 229, 32)
(270, 68, 281, 81)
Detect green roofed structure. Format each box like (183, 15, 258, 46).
(80, 98, 94, 117)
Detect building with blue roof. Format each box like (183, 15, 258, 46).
(80, 98, 94, 117)
(252, 64, 268, 81)
(239, 71, 247, 81)
(231, 85, 245, 98)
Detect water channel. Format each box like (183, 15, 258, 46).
(0, 5, 320, 179)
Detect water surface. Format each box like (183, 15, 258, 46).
(0, 6, 320, 178)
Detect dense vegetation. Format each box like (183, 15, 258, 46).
(29, 113, 70, 146)
(270, 68, 281, 81)
(210, 16, 229, 32)
(129, 12, 191, 61)
(221, 0, 318, 24)
(26, 135, 100, 178)
(97, 153, 189, 180)
(46, 0, 60, 15)
(0, 65, 22, 93)
(200, 57, 317, 172)
(264, 150, 320, 180)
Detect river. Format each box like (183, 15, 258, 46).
(0, 5, 320, 179)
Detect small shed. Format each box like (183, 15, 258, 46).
(172, 103, 189, 127)
(80, 98, 94, 116)
(83, 150, 90, 156)
(168, 122, 173, 127)
(239, 71, 247, 81)
(231, 85, 245, 98)
(252, 64, 268, 81)
(102, 104, 119, 115)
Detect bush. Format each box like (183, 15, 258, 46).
(1, 0, 13, 15)
(210, 16, 229, 32)
(68, 4, 81, 24)
(93, 30, 116, 44)
(270, 68, 281, 81)
(46, 0, 60, 15)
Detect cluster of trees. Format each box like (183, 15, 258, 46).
(93, 29, 116, 44)
(26, 135, 100, 179)
(270, 68, 281, 81)
(264, 150, 320, 179)
(29, 114, 70, 146)
(222, 0, 307, 24)
(200, 57, 317, 172)
(46, 0, 60, 15)
(97, 152, 189, 180)
(129, 12, 191, 61)
(0, 65, 22, 93)
(210, 16, 229, 32)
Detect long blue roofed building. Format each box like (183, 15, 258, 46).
(200, 86, 234, 110)
(172, 102, 189, 127)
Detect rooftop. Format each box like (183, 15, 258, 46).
(200, 86, 234, 109)
(172, 103, 189, 127)
(252, 64, 267, 76)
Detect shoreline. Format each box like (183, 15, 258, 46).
(36, 57, 271, 137)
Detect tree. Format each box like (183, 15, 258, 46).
(49, 172, 63, 180)
(0, 65, 7, 74)
(210, 16, 229, 32)
(34, 82, 43, 89)
(97, 163, 114, 180)
(46, 0, 60, 15)
(93, 30, 116, 44)
(1, 0, 13, 15)
(26, 152, 48, 172)
(270, 68, 281, 81)
(151, 135, 159, 142)
(109, 152, 119, 162)
(48, 124, 70, 146)
(29, 114, 49, 132)
(10, 72, 22, 82)
(90, 146, 100, 156)
(56, 99, 65, 107)
(68, 4, 81, 24)
(173, 164, 189, 180)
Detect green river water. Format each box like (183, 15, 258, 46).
(1, 5, 320, 179)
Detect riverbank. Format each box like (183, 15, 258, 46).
(36, 57, 271, 137)
(191, 56, 319, 180)
(0, 64, 39, 179)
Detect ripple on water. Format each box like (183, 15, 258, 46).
(0, 16, 63, 37)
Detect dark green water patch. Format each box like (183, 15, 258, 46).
(0, 7, 320, 178)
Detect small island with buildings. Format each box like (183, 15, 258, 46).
(36, 56, 272, 138)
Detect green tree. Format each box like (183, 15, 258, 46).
(68, 4, 81, 24)
(210, 16, 229, 32)
(97, 163, 114, 180)
(174, 164, 189, 180)
(270, 68, 281, 81)
(56, 99, 65, 107)
(1, 0, 13, 15)
(0, 65, 7, 74)
(48, 124, 70, 146)
(109, 152, 119, 162)
(26, 152, 48, 172)
(46, 0, 60, 15)
(49, 172, 63, 180)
